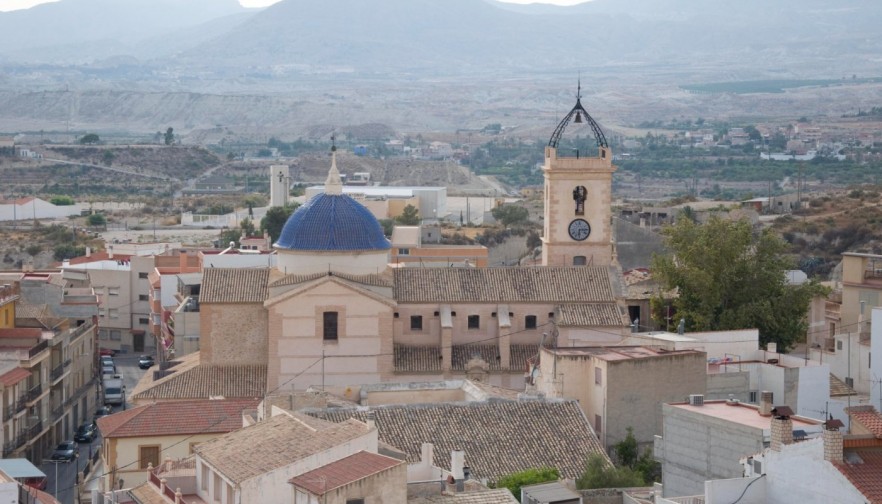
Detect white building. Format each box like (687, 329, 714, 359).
(0, 197, 81, 222)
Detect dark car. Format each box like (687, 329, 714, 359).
(74, 422, 97, 443)
(94, 405, 112, 420)
(50, 441, 79, 462)
(138, 355, 155, 369)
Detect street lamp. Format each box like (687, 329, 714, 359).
(45, 459, 64, 498)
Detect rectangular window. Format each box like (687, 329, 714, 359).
(398, 248, 410, 255)
(595, 414, 602, 433)
(837, 340, 843, 351)
(323, 311, 338, 341)
(139, 272, 149, 279)
(138, 294, 149, 301)
(410, 315, 423, 331)
(594, 366, 602, 385)
(525, 315, 537, 329)
(110, 330, 121, 341)
(138, 318, 149, 325)
(108, 309, 119, 319)
(467, 315, 480, 329)
(346, 500, 365, 504)
(139, 445, 160, 469)
(201, 464, 209, 491)
(108, 288, 120, 296)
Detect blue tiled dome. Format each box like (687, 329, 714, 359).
(275, 193, 391, 251)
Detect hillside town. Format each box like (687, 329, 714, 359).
(0, 81, 880, 504)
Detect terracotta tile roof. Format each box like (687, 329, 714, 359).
(556, 303, 628, 327)
(128, 483, 171, 504)
(307, 400, 606, 483)
(200, 268, 269, 303)
(194, 413, 370, 484)
(847, 406, 882, 438)
(289, 451, 403, 495)
(394, 267, 617, 303)
(96, 398, 259, 439)
(131, 363, 267, 401)
(408, 489, 519, 504)
(834, 450, 882, 503)
(394, 345, 537, 373)
(0, 327, 42, 339)
(395, 345, 442, 372)
(270, 271, 393, 288)
(0, 367, 31, 386)
(830, 374, 858, 397)
(13, 302, 52, 320)
(130, 352, 201, 399)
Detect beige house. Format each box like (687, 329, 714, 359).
(95, 398, 259, 491)
(532, 346, 707, 451)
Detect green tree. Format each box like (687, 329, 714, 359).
(102, 150, 115, 166)
(395, 204, 420, 225)
(86, 213, 106, 226)
(494, 467, 559, 502)
(577, 454, 644, 490)
(650, 216, 828, 350)
(378, 219, 394, 237)
(164, 127, 175, 146)
(491, 204, 530, 227)
(50, 196, 75, 206)
(53, 244, 85, 261)
(79, 133, 100, 145)
(240, 217, 256, 238)
(219, 227, 242, 247)
(26, 245, 42, 257)
(614, 428, 639, 468)
(260, 204, 300, 243)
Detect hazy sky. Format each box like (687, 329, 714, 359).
(0, 0, 590, 13)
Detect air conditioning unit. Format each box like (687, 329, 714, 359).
(689, 394, 704, 406)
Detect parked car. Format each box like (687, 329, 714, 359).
(101, 362, 116, 376)
(74, 422, 97, 443)
(50, 441, 79, 462)
(23, 476, 47, 491)
(94, 405, 112, 420)
(138, 355, 155, 369)
(99, 348, 117, 357)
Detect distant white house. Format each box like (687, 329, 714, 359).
(0, 196, 81, 222)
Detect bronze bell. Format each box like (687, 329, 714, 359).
(574, 111, 583, 124)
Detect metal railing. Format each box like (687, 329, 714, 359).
(27, 340, 48, 359)
(63, 358, 72, 368)
(2, 433, 27, 456)
(68, 321, 94, 342)
(27, 420, 42, 438)
(24, 384, 42, 403)
(50, 364, 65, 381)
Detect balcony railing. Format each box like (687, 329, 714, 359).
(27, 420, 42, 438)
(68, 321, 94, 342)
(2, 433, 26, 456)
(50, 364, 64, 381)
(27, 340, 48, 359)
(63, 358, 72, 368)
(24, 384, 42, 403)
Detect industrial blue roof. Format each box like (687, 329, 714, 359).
(275, 193, 391, 251)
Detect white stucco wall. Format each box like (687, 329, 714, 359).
(872, 308, 882, 409)
(276, 249, 389, 276)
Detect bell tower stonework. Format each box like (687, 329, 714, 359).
(541, 86, 617, 267)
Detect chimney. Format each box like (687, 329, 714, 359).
(421, 443, 434, 466)
(767, 342, 777, 354)
(62, 259, 70, 268)
(444, 474, 456, 495)
(85, 246, 91, 257)
(770, 406, 794, 451)
(366, 411, 376, 431)
(179, 250, 188, 270)
(451, 449, 465, 480)
(824, 419, 845, 463)
(759, 391, 773, 417)
(108, 245, 113, 259)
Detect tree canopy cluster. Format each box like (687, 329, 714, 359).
(651, 215, 828, 350)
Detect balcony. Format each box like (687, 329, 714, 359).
(50, 363, 65, 382)
(27, 420, 43, 438)
(24, 384, 42, 404)
(2, 433, 26, 457)
(63, 358, 72, 368)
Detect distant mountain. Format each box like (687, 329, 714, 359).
(0, 0, 251, 62)
(169, 0, 882, 79)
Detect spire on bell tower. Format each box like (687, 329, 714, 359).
(325, 134, 343, 195)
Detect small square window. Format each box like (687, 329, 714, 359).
(410, 315, 423, 331)
(525, 315, 537, 329)
(138, 318, 149, 325)
(594, 366, 602, 385)
(138, 294, 149, 301)
(138, 272, 149, 279)
(467, 315, 480, 329)
(399, 248, 410, 255)
(323, 311, 338, 341)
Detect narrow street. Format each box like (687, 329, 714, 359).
(42, 354, 147, 503)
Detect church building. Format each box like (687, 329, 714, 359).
(134, 90, 629, 401)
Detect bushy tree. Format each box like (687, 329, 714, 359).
(79, 133, 100, 145)
(494, 467, 559, 502)
(50, 196, 75, 206)
(651, 215, 828, 350)
(613, 427, 660, 484)
(164, 127, 175, 146)
(260, 203, 300, 243)
(86, 213, 106, 226)
(577, 454, 644, 489)
(395, 204, 420, 225)
(53, 244, 85, 261)
(491, 204, 530, 227)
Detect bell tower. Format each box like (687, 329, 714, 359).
(542, 83, 616, 267)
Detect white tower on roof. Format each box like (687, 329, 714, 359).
(270, 164, 290, 208)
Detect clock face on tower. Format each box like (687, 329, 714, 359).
(568, 219, 591, 241)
